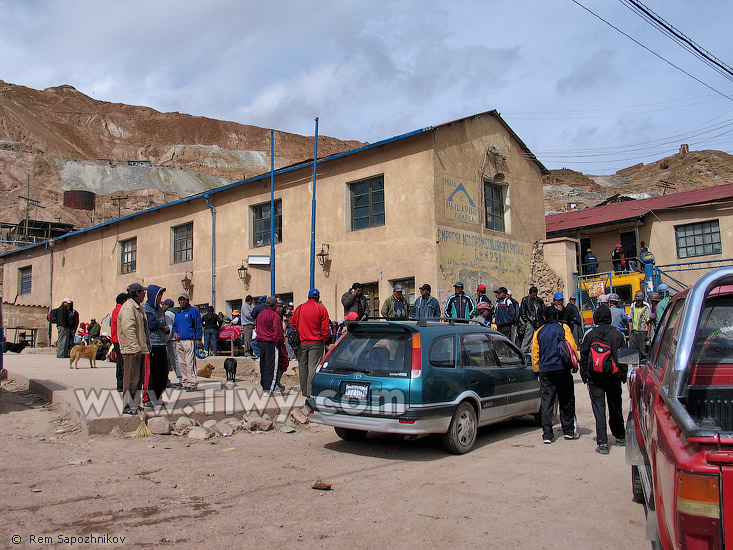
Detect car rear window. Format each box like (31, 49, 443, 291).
(692, 295, 733, 365)
(321, 332, 412, 377)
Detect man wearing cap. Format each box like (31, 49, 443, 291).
(110, 293, 128, 391)
(552, 292, 574, 326)
(172, 292, 204, 392)
(161, 298, 182, 387)
(519, 286, 545, 354)
(202, 306, 222, 356)
(445, 281, 475, 319)
(475, 284, 493, 311)
(143, 285, 171, 403)
(584, 248, 599, 275)
(646, 292, 662, 336)
(656, 284, 671, 319)
(117, 283, 151, 414)
(256, 296, 285, 396)
(88, 317, 101, 340)
(381, 284, 410, 319)
(475, 302, 492, 326)
(611, 244, 626, 272)
(251, 295, 267, 320)
(342, 282, 369, 320)
(607, 293, 628, 332)
(411, 284, 441, 319)
(55, 298, 74, 358)
(292, 289, 331, 396)
(493, 287, 515, 338)
(628, 291, 652, 358)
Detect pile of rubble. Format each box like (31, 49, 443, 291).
(123, 408, 311, 440)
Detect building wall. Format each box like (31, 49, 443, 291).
(1, 113, 546, 335)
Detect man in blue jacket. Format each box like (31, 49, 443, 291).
(411, 284, 441, 319)
(493, 287, 515, 338)
(172, 292, 203, 392)
(531, 306, 579, 444)
(143, 285, 170, 403)
(444, 281, 475, 319)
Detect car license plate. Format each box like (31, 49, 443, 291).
(343, 383, 369, 400)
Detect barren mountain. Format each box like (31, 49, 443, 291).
(0, 80, 364, 241)
(545, 148, 733, 213)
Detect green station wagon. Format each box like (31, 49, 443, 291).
(305, 318, 541, 454)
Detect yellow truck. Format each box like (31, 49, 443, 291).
(576, 270, 646, 327)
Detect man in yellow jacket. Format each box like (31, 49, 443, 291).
(117, 282, 151, 414)
(531, 306, 579, 444)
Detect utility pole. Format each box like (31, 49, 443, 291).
(18, 174, 44, 240)
(110, 195, 129, 219)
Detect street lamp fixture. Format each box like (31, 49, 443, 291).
(237, 260, 248, 282)
(181, 272, 192, 292)
(317, 244, 330, 267)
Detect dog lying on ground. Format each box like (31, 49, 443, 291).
(3, 341, 31, 353)
(69, 340, 103, 369)
(197, 363, 215, 378)
(224, 357, 237, 383)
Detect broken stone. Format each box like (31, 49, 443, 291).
(312, 480, 332, 490)
(280, 425, 296, 433)
(174, 416, 195, 431)
(290, 408, 309, 424)
(247, 415, 274, 432)
(212, 422, 232, 436)
(222, 417, 243, 431)
(202, 419, 218, 428)
(147, 417, 172, 435)
(187, 426, 214, 440)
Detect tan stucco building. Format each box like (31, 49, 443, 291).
(1, 111, 548, 341)
(545, 183, 733, 288)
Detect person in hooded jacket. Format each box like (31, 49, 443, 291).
(531, 306, 579, 444)
(579, 307, 627, 455)
(143, 285, 170, 403)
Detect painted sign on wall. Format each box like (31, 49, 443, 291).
(444, 175, 479, 224)
(436, 226, 530, 303)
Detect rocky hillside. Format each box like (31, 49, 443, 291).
(0, 81, 364, 242)
(544, 148, 733, 213)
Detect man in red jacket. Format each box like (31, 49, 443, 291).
(255, 296, 285, 396)
(292, 288, 331, 397)
(110, 292, 128, 392)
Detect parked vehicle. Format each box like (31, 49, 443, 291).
(305, 318, 541, 454)
(576, 270, 646, 327)
(625, 267, 733, 549)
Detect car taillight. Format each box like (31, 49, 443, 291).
(676, 470, 722, 550)
(411, 333, 422, 379)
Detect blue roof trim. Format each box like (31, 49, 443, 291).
(0, 126, 435, 259)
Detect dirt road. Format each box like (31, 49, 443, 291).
(1, 377, 647, 549)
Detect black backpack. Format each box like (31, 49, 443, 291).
(590, 338, 618, 374)
(47, 307, 59, 323)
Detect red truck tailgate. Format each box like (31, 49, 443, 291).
(724, 466, 733, 546)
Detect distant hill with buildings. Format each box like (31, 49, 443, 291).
(1, 79, 732, 247)
(544, 148, 733, 213)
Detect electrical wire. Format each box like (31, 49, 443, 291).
(570, 0, 733, 102)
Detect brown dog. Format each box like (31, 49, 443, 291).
(197, 363, 215, 378)
(69, 340, 102, 369)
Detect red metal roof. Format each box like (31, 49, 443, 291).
(545, 182, 733, 234)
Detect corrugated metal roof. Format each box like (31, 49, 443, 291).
(545, 182, 733, 234)
(1, 110, 545, 259)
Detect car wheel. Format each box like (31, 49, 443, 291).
(441, 401, 477, 454)
(632, 465, 645, 503)
(334, 427, 368, 441)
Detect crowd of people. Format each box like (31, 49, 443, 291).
(52, 276, 671, 452)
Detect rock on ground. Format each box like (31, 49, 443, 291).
(187, 426, 214, 440)
(147, 417, 172, 435)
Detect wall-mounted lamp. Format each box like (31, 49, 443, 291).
(237, 260, 248, 282)
(317, 244, 330, 267)
(181, 272, 192, 292)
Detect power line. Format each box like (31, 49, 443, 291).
(570, 0, 733, 102)
(620, 0, 733, 83)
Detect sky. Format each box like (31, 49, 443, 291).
(1, 0, 732, 175)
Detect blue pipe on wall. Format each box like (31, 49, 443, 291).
(309, 117, 319, 290)
(205, 194, 216, 308)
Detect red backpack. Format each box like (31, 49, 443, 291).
(590, 340, 618, 374)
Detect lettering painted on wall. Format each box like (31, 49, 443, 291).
(436, 226, 530, 298)
(444, 175, 478, 224)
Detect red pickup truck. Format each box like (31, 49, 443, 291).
(626, 267, 733, 549)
